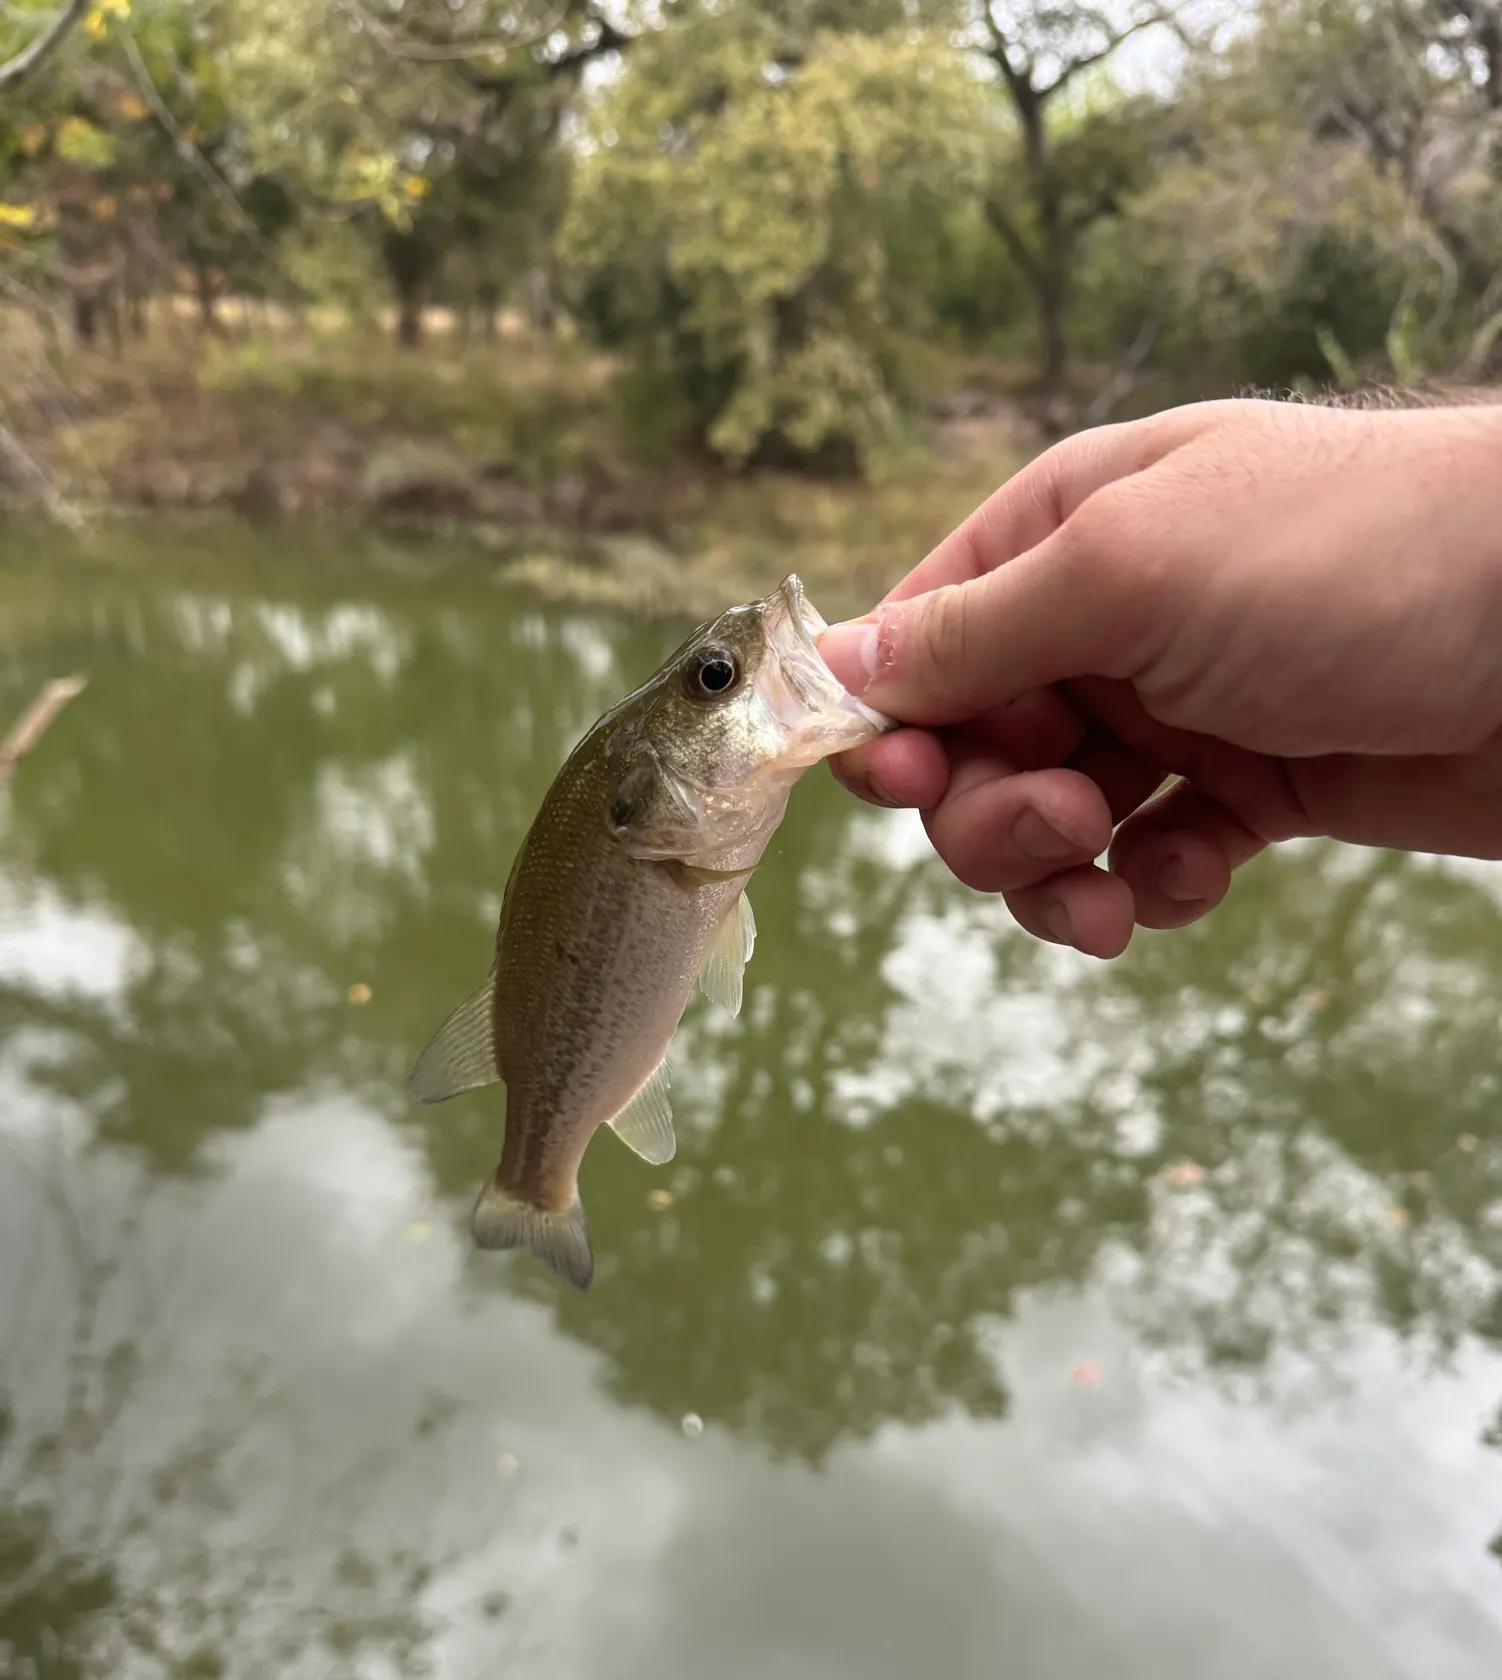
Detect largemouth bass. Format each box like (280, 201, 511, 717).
(409, 574, 893, 1289)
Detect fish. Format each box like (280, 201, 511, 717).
(408, 574, 894, 1290)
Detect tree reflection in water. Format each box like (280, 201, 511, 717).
(0, 538, 1498, 1675)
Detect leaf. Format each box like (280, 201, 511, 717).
(55, 117, 116, 170)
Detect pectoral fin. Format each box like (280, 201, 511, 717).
(606, 1059, 676, 1165)
(696, 892, 756, 1017)
(408, 971, 500, 1103)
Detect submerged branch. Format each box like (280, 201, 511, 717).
(0, 675, 88, 782)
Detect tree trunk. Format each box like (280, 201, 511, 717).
(71, 291, 97, 348)
(381, 228, 433, 351)
(477, 282, 501, 343)
(194, 263, 223, 337)
(1481, 14, 1502, 109)
(1036, 267, 1069, 410)
(396, 290, 422, 349)
(524, 268, 555, 337)
(104, 292, 123, 357)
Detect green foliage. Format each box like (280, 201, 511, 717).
(562, 17, 993, 470)
(3, 0, 1502, 492)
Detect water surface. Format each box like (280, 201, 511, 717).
(1, 524, 1500, 1679)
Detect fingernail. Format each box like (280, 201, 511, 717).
(1044, 903, 1072, 944)
(1154, 853, 1201, 904)
(865, 774, 902, 809)
(1011, 808, 1079, 862)
(818, 619, 880, 696)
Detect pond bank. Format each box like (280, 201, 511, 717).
(1, 328, 1043, 619)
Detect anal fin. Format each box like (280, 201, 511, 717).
(697, 892, 756, 1017)
(472, 1177, 593, 1290)
(409, 971, 500, 1104)
(607, 1059, 675, 1165)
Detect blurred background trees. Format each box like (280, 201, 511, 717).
(2, 0, 1500, 481)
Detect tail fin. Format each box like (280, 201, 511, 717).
(472, 1177, 594, 1291)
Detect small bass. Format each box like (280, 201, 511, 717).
(409, 575, 893, 1288)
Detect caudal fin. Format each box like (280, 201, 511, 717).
(472, 1177, 594, 1291)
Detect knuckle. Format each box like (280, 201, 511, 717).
(904, 581, 970, 680)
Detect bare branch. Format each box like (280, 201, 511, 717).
(461, 10, 634, 95)
(331, 0, 573, 64)
(0, 675, 87, 782)
(981, 5, 1035, 107)
(120, 30, 286, 272)
(332, 0, 630, 81)
(0, 0, 89, 93)
(1084, 317, 1158, 427)
(1041, 9, 1180, 101)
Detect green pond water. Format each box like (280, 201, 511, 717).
(0, 522, 1499, 1679)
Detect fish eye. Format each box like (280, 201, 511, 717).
(684, 646, 741, 701)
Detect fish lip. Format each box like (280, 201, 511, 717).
(765, 573, 895, 738)
(777, 573, 829, 650)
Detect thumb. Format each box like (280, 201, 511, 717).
(818, 521, 1144, 726)
(818, 403, 1218, 723)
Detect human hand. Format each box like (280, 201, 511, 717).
(818, 397, 1502, 958)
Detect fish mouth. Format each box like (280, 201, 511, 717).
(760, 573, 894, 750)
(777, 573, 829, 650)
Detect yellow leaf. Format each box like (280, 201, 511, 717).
(0, 204, 36, 229)
(115, 94, 148, 122)
(402, 174, 430, 199)
(83, 0, 129, 34)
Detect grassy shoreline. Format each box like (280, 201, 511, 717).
(2, 316, 1044, 618)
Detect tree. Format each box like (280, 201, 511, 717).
(220, 0, 647, 348)
(562, 14, 993, 472)
(969, 1, 1199, 420)
(1126, 0, 1502, 390)
(1256, 1, 1502, 346)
